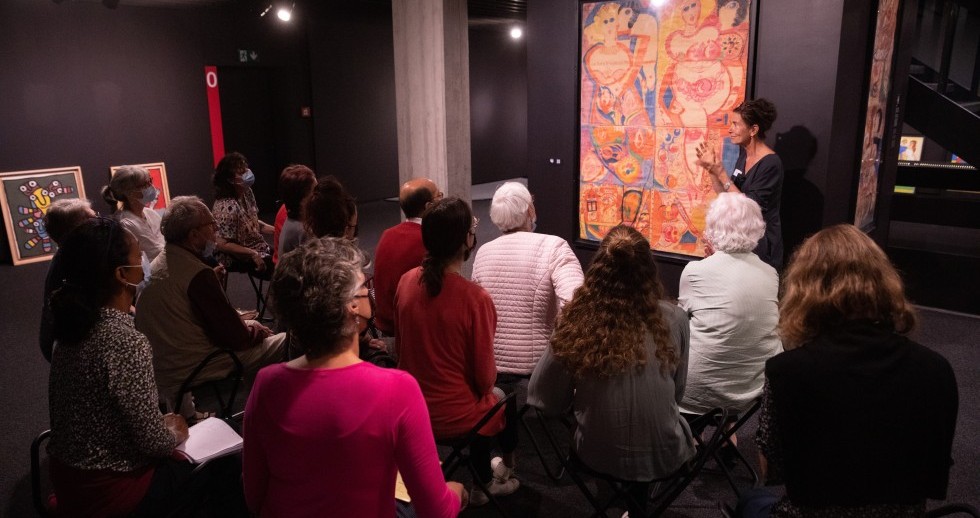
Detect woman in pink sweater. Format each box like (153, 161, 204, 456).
(244, 237, 465, 517)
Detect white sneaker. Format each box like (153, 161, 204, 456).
(469, 478, 521, 507)
(491, 456, 515, 482)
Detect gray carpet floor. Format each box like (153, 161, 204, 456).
(1, 199, 977, 517)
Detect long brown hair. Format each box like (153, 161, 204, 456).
(779, 224, 916, 349)
(420, 197, 472, 297)
(550, 225, 676, 378)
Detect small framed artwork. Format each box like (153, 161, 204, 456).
(898, 136, 924, 161)
(109, 162, 170, 211)
(0, 166, 86, 265)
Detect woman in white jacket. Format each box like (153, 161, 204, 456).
(472, 182, 584, 382)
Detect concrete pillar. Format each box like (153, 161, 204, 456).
(392, 0, 472, 202)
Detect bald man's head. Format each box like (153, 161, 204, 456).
(399, 178, 442, 218)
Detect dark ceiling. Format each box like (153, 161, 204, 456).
(80, 0, 527, 21)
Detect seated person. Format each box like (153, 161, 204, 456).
(244, 237, 465, 517)
(740, 225, 958, 517)
(274, 164, 316, 261)
(135, 196, 285, 417)
(373, 177, 442, 336)
(679, 193, 781, 416)
(529, 225, 695, 518)
(211, 152, 274, 275)
(48, 217, 244, 516)
(101, 165, 166, 262)
(472, 182, 583, 381)
(395, 197, 520, 506)
(303, 175, 358, 240)
(39, 197, 96, 362)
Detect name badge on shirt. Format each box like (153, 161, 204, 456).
(733, 168, 744, 178)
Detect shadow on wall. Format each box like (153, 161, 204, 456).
(775, 125, 823, 259)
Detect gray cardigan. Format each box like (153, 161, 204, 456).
(528, 301, 696, 481)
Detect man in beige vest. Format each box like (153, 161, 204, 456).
(136, 196, 284, 417)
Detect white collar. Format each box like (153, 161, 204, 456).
(406, 217, 422, 224)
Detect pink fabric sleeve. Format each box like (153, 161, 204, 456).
(242, 369, 270, 513)
(393, 375, 461, 518)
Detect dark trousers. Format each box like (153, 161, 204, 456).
(735, 487, 778, 518)
(470, 390, 520, 484)
(134, 455, 247, 517)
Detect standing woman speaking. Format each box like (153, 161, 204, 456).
(697, 99, 784, 269)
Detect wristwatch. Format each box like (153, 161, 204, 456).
(722, 180, 732, 192)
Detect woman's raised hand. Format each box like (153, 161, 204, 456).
(695, 141, 720, 175)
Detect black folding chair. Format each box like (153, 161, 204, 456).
(223, 260, 273, 322)
(436, 391, 517, 517)
(30, 430, 53, 517)
(174, 348, 245, 419)
(518, 403, 571, 482)
(31, 429, 228, 518)
(685, 398, 762, 497)
(534, 407, 728, 517)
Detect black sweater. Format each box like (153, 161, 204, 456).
(764, 320, 958, 507)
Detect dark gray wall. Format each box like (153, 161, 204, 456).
(308, 4, 529, 202)
(0, 0, 314, 217)
(470, 26, 528, 185)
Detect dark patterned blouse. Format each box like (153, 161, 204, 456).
(49, 307, 176, 472)
(755, 381, 924, 518)
(213, 188, 271, 266)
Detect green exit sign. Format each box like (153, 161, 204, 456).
(237, 49, 259, 63)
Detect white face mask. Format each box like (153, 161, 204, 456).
(118, 264, 144, 289)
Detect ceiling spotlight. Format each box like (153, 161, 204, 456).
(277, 3, 293, 22)
(510, 27, 523, 40)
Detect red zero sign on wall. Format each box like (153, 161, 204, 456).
(205, 66, 224, 166)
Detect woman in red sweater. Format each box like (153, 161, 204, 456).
(395, 197, 521, 506)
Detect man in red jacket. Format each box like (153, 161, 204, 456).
(372, 178, 442, 336)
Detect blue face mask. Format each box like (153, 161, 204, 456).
(141, 185, 157, 204)
(203, 240, 217, 258)
(241, 169, 256, 187)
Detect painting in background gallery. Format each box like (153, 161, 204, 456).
(109, 162, 171, 211)
(855, 0, 900, 229)
(578, 0, 752, 257)
(0, 166, 86, 265)
(898, 136, 924, 161)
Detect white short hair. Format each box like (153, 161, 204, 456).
(703, 193, 765, 254)
(489, 182, 532, 232)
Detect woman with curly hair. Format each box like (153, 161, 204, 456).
(740, 225, 958, 517)
(528, 224, 695, 517)
(212, 152, 274, 274)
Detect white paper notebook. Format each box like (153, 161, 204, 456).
(175, 417, 243, 464)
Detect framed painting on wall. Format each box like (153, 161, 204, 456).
(578, 0, 754, 257)
(0, 166, 86, 266)
(898, 136, 923, 161)
(109, 162, 170, 211)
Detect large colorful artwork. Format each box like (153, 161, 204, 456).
(579, 0, 752, 256)
(110, 162, 171, 210)
(0, 167, 86, 266)
(855, 0, 899, 229)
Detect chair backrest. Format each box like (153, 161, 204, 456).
(30, 430, 53, 517)
(174, 348, 244, 417)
